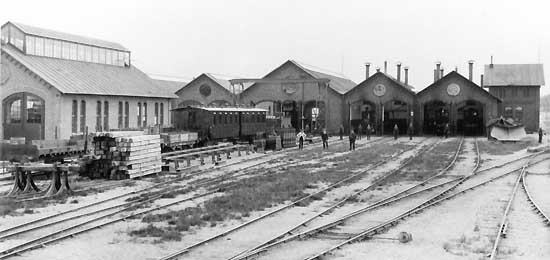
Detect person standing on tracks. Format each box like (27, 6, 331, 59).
(321, 128, 329, 149)
(297, 129, 306, 150)
(539, 127, 544, 143)
(393, 124, 399, 140)
(444, 123, 450, 138)
(408, 122, 414, 140)
(366, 124, 371, 140)
(357, 123, 362, 140)
(339, 125, 344, 140)
(349, 130, 357, 150)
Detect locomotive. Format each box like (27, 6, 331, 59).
(172, 106, 269, 144)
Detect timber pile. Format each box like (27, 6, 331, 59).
(88, 132, 162, 179)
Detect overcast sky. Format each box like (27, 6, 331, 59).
(2, 0, 549, 95)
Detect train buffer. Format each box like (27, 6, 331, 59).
(4, 163, 80, 198)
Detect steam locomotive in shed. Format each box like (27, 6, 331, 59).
(172, 106, 270, 145)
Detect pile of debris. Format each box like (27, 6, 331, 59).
(87, 132, 162, 179)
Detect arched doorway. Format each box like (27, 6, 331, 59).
(424, 100, 449, 136)
(281, 100, 299, 129)
(350, 100, 376, 134)
(3, 92, 45, 141)
(456, 100, 484, 136)
(384, 100, 409, 134)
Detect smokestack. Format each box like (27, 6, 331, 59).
(440, 68, 444, 78)
(396, 62, 402, 82)
(404, 66, 409, 86)
(376, 67, 381, 72)
(384, 61, 387, 73)
(468, 60, 474, 81)
(480, 74, 484, 87)
(490, 55, 494, 68)
(435, 61, 441, 81)
(434, 69, 437, 82)
(365, 62, 371, 79)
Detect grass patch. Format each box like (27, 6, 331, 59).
(130, 224, 182, 241)
(478, 138, 538, 155)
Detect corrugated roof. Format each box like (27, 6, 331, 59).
(9, 22, 128, 51)
(484, 64, 545, 86)
(2, 45, 177, 98)
(152, 79, 186, 94)
(292, 60, 357, 94)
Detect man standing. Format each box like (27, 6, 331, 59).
(366, 124, 371, 140)
(339, 125, 344, 140)
(408, 122, 414, 140)
(297, 129, 306, 150)
(357, 123, 362, 140)
(349, 130, 356, 151)
(539, 127, 544, 144)
(444, 123, 450, 139)
(321, 128, 329, 149)
(393, 124, 399, 140)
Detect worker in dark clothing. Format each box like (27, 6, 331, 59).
(321, 128, 329, 149)
(349, 130, 356, 150)
(408, 122, 414, 140)
(539, 128, 544, 143)
(297, 129, 306, 150)
(339, 125, 344, 140)
(444, 123, 450, 138)
(357, 124, 362, 140)
(393, 124, 399, 140)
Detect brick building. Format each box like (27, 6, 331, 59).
(484, 64, 545, 132)
(0, 22, 177, 141)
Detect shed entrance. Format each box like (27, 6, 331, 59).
(456, 100, 484, 136)
(424, 100, 449, 136)
(384, 100, 409, 135)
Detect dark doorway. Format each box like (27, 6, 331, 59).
(384, 100, 408, 135)
(351, 100, 376, 135)
(3, 92, 45, 141)
(424, 100, 449, 136)
(457, 100, 484, 136)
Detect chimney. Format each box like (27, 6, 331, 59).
(365, 62, 371, 79)
(490, 55, 494, 68)
(404, 66, 409, 85)
(434, 69, 437, 82)
(396, 62, 402, 82)
(376, 67, 381, 72)
(384, 61, 387, 73)
(440, 68, 444, 78)
(435, 61, 441, 81)
(468, 60, 474, 81)
(480, 74, 484, 87)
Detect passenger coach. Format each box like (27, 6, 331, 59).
(172, 106, 267, 144)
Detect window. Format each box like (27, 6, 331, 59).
(106, 50, 112, 65)
(213, 112, 217, 125)
(104, 101, 109, 131)
(96, 101, 102, 131)
(124, 101, 129, 128)
(35, 37, 44, 56)
(92, 47, 99, 63)
(224, 113, 228, 124)
(80, 100, 86, 133)
(118, 101, 123, 129)
(85, 46, 92, 62)
(154, 103, 159, 125)
(515, 106, 523, 122)
(60, 41, 69, 59)
(7, 99, 21, 123)
(26, 96, 43, 123)
(143, 102, 148, 126)
(512, 87, 518, 97)
(26, 36, 35, 55)
(72, 100, 78, 133)
(123, 52, 130, 66)
(137, 102, 142, 127)
(54, 40, 63, 58)
(99, 48, 105, 64)
(160, 103, 164, 125)
(504, 106, 513, 118)
(69, 43, 77, 60)
(523, 88, 529, 97)
(44, 38, 53, 57)
(77, 44, 85, 61)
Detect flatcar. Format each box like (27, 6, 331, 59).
(172, 106, 268, 144)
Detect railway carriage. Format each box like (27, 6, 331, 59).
(172, 106, 268, 144)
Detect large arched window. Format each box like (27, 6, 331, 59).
(515, 106, 523, 122)
(26, 96, 43, 124)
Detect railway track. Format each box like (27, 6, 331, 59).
(521, 170, 550, 226)
(154, 137, 455, 260)
(0, 136, 394, 259)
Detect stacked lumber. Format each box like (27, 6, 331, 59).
(88, 132, 162, 179)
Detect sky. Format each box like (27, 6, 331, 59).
(2, 0, 549, 95)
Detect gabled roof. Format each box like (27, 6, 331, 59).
(1, 45, 176, 98)
(152, 79, 186, 95)
(346, 72, 415, 95)
(417, 71, 501, 102)
(484, 64, 545, 86)
(6, 22, 128, 51)
(175, 73, 236, 96)
(242, 60, 357, 95)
